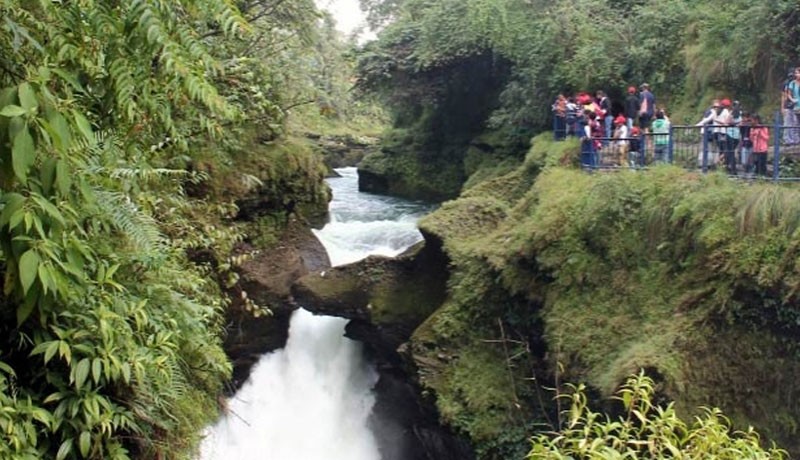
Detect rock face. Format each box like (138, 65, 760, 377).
(308, 133, 380, 174)
(223, 216, 331, 390)
(293, 231, 476, 460)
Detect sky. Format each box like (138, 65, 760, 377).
(316, 0, 375, 41)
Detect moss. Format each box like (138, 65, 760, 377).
(370, 273, 444, 326)
(359, 148, 465, 201)
(524, 132, 582, 170)
(413, 157, 800, 457)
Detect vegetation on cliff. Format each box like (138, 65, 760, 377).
(529, 372, 786, 459)
(0, 1, 373, 458)
(411, 133, 800, 458)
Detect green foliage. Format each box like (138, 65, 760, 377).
(528, 372, 787, 459)
(0, 0, 344, 458)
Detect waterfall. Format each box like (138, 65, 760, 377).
(198, 167, 433, 460)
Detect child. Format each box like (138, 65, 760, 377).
(612, 115, 629, 167)
(751, 114, 769, 177)
(629, 126, 642, 168)
(651, 110, 670, 163)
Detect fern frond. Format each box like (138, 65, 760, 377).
(95, 190, 165, 253)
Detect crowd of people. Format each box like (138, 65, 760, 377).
(551, 83, 658, 168)
(694, 99, 770, 176)
(551, 72, 800, 177)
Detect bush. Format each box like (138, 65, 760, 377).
(528, 372, 787, 459)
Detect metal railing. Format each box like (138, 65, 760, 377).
(559, 113, 800, 180)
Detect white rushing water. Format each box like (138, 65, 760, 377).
(199, 167, 433, 460)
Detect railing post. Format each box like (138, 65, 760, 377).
(701, 127, 709, 174)
(668, 125, 674, 164)
(774, 111, 781, 181)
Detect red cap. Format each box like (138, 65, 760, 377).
(614, 115, 626, 124)
(721, 98, 731, 107)
(627, 86, 636, 94)
(631, 126, 641, 135)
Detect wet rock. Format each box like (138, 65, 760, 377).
(223, 216, 331, 391)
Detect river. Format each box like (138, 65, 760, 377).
(198, 167, 434, 459)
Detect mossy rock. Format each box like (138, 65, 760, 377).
(292, 234, 450, 341)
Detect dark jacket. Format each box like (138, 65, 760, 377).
(624, 94, 639, 119)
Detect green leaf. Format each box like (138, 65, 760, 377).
(18, 83, 38, 112)
(0, 360, 15, 377)
(52, 69, 85, 94)
(47, 111, 72, 151)
(16, 289, 36, 325)
(41, 157, 57, 195)
(31, 407, 52, 427)
(0, 104, 26, 117)
(121, 362, 131, 384)
(72, 110, 94, 144)
(59, 340, 72, 364)
(12, 124, 35, 183)
(18, 249, 40, 295)
(75, 358, 90, 390)
(31, 194, 65, 226)
(79, 431, 91, 457)
(56, 438, 73, 460)
(56, 159, 72, 196)
(92, 358, 102, 384)
(0, 193, 25, 228)
(43, 392, 64, 404)
(38, 263, 53, 295)
(44, 340, 59, 364)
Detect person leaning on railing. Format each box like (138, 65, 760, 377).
(696, 99, 732, 169)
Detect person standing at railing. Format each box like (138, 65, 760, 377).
(652, 110, 670, 163)
(566, 97, 580, 137)
(612, 115, 629, 167)
(581, 110, 600, 167)
(596, 90, 612, 145)
(725, 102, 743, 175)
(552, 94, 568, 140)
(638, 83, 655, 135)
(624, 86, 639, 131)
(697, 100, 719, 167)
(738, 111, 753, 174)
(784, 67, 800, 145)
(629, 126, 642, 168)
(696, 99, 732, 169)
(751, 114, 769, 177)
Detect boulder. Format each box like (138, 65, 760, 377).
(224, 216, 331, 390)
